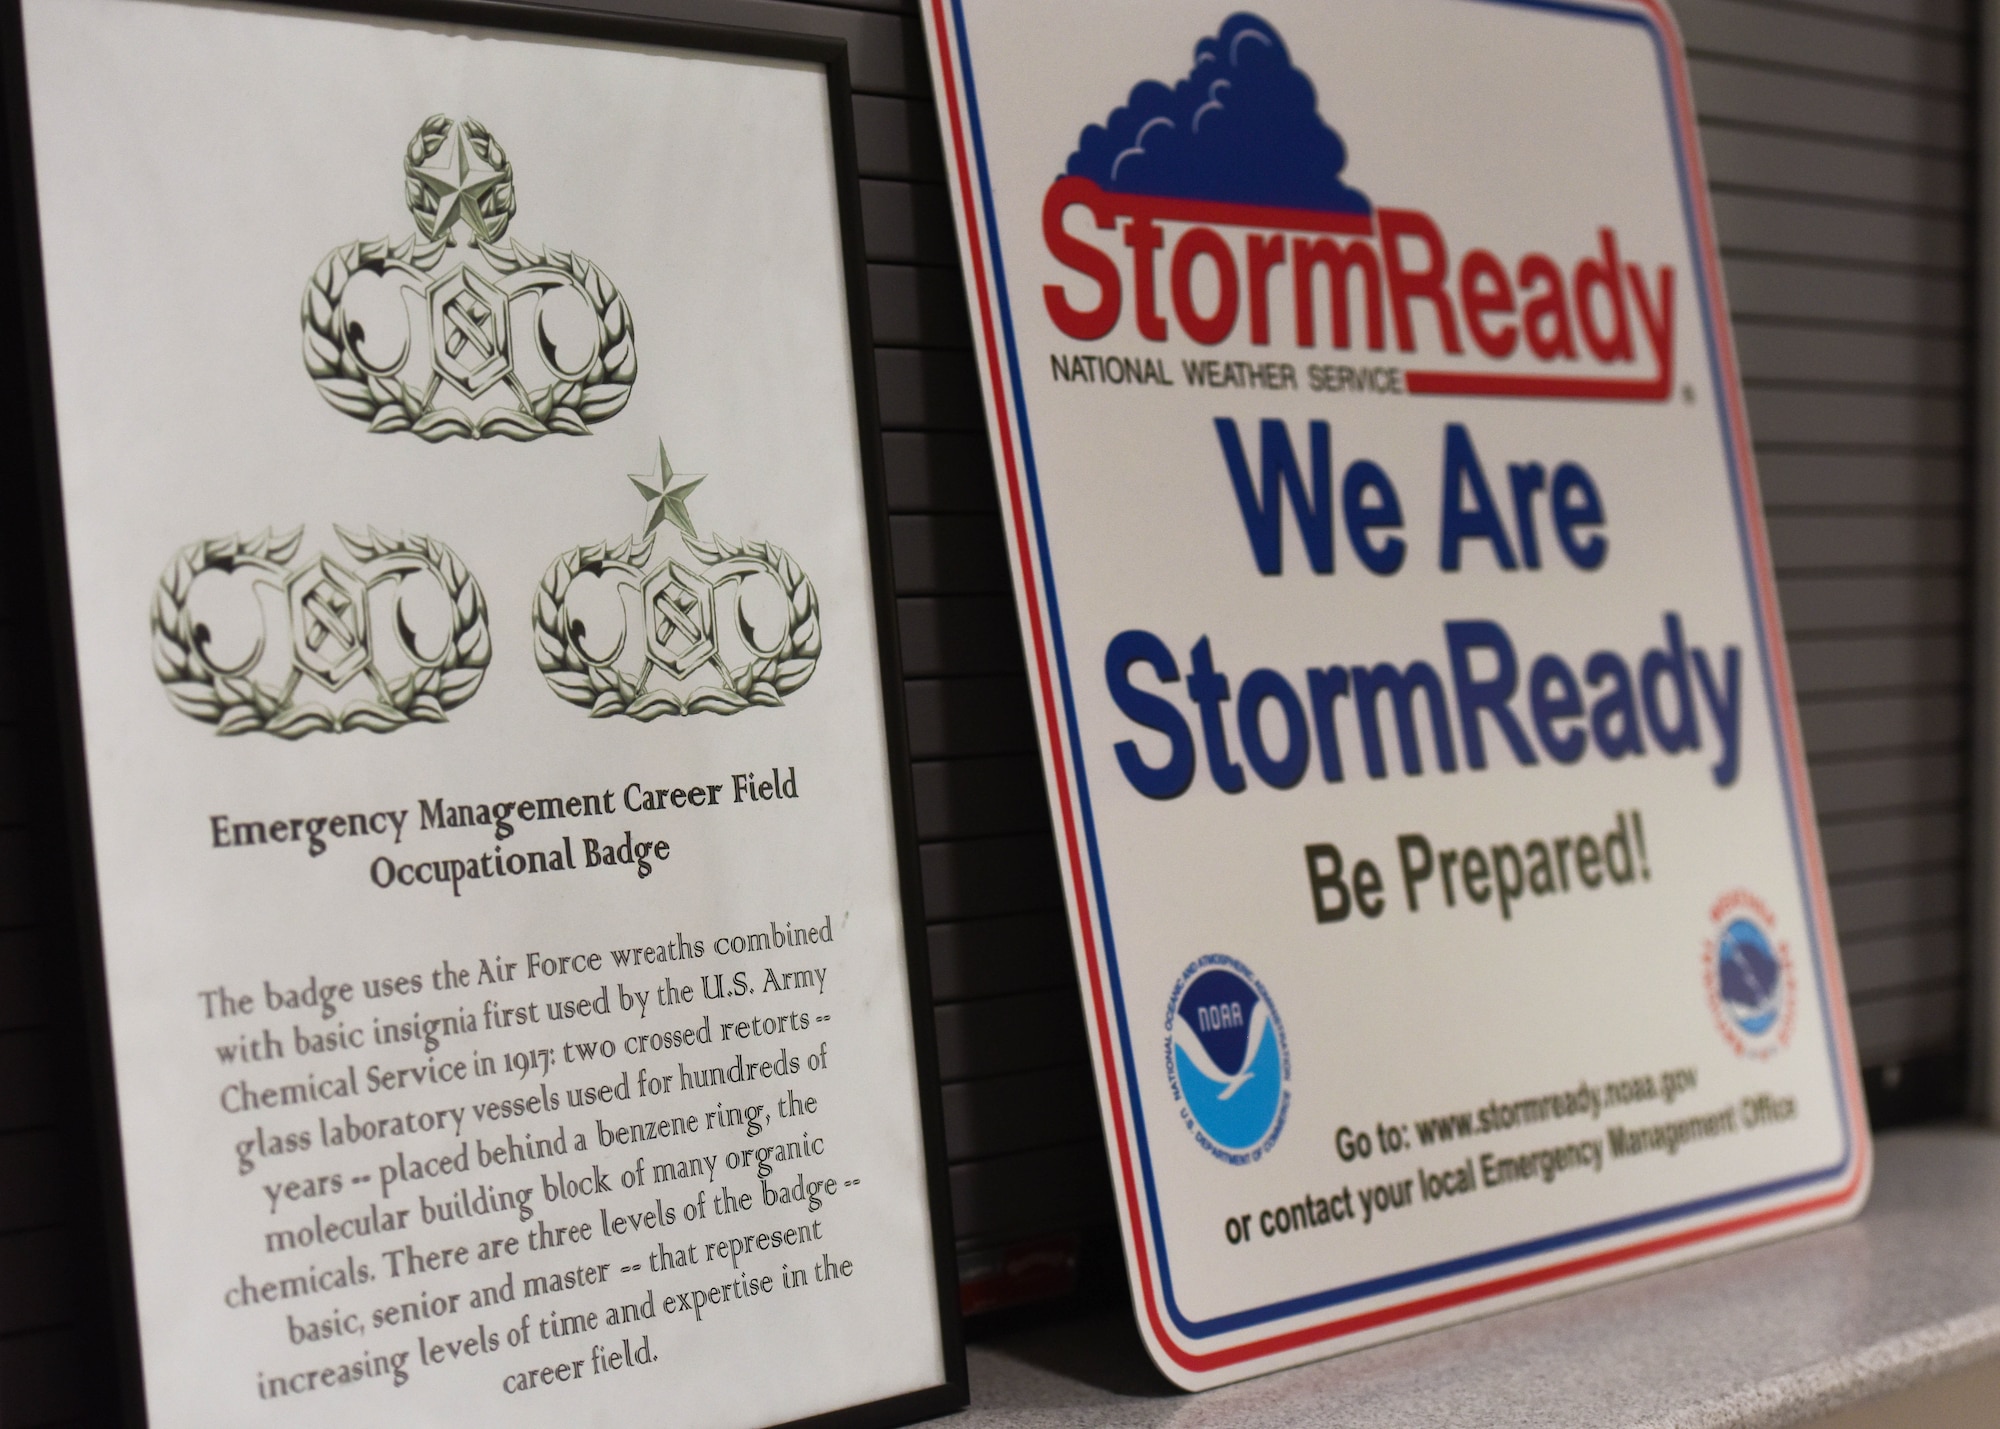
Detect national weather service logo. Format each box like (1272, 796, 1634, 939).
(1165, 956, 1289, 1163)
(1704, 891, 1795, 1059)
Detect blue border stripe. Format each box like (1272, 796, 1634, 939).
(946, 0, 1856, 1345)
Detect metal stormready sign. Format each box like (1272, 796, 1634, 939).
(922, 0, 1870, 1387)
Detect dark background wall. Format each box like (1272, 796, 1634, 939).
(0, 0, 1977, 1420)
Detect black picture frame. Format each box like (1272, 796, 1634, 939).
(0, 1, 966, 1425)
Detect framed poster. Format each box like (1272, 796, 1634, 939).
(2, 1, 966, 1425)
(922, 0, 1872, 1388)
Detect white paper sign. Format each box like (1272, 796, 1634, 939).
(923, 0, 1870, 1386)
(15, 1, 956, 1424)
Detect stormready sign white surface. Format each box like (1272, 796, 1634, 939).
(922, 0, 1872, 1387)
(11, 1, 959, 1426)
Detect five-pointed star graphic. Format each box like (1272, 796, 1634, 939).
(630, 441, 706, 540)
(410, 124, 508, 241)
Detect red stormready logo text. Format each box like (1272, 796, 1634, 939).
(1042, 180, 1674, 401)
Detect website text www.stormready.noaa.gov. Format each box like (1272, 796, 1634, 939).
(1217, 1062, 1800, 1248)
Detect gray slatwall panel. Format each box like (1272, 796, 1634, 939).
(0, 831, 30, 928)
(0, 1031, 54, 1133)
(892, 514, 1008, 593)
(1692, 0, 1972, 1076)
(0, 1129, 62, 1230)
(1810, 751, 1964, 816)
(1789, 633, 1961, 696)
(868, 65, 1106, 1238)
(1732, 326, 1962, 389)
(1774, 574, 1962, 632)
(921, 835, 1063, 922)
(541, 0, 929, 93)
(1849, 986, 1960, 1061)
(1797, 692, 1961, 754)
(882, 431, 996, 511)
(903, 677, 1034, 758)
(1673, 0, 1966, 91)
(1699, 125, 1965, 210)
(1843, 927, 1962, 995)
(1767, 512, 1963, 569)
(1712, 191, 1963, 270)
(0, 930, 51, 1031)
(913, 755, 1049, 839)
(1780, 0, 1965, 30)
(870, 264, 971, 347)
(934, 992, 1086, 1082)
(941, 1068, 1101, 1161)
(1832, 868, 1960, 937)
(0, 1229, 73, 1335)
(876, 347, 983, 429)
(1722, 258, 1964, 329)
(0, 1328, 81, 1426)
(927, 913, 1070, 1001)
(1756, 450, 1961, 506)
(898, 596, 1024, 676)
(1748, 390, 1961, 448)
(1687, 56, 1967, 149)
(787, 0, 913, 14)
(946, 1143, 1114, 1245)
(853, 96, 944, 181)
(1820, 810, 1961, 877)
(861, 180, 957, 264)
(0, 609, 80, 1425)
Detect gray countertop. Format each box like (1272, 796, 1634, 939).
(958, 1126, 2000, 1428)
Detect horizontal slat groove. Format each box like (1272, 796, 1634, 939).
(1699, 122, 1967, 209)
(1674, 0, 1968, 94)
(1688, 53, 1967, 151)
(1699, 0, 1968, 41)
(1711, 180, 1962, 224)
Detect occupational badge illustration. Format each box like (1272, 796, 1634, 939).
(535, 442, 821, 719)
(301, 115, 636, 441)
(152, 527, 491, 738)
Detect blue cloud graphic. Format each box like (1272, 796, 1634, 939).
(1064, 13, 1369, 215)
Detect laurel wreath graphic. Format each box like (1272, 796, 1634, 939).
(301, 236, 447, 436)
(533, 533, 821, 720)
(480, 238, 637, 436)
(151, 527, 491, 739)
(300, 238, 635, 442)
(405, 115, 516, 241)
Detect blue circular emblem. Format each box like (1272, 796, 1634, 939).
(1715, 917, 1784, 1037)
(1165, 955, 1289, 1164)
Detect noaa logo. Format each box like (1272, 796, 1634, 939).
(1704, 891, 1794, 1059)
(1165, 956, 1289, 1163)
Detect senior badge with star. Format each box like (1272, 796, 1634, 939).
(301, 115, 637, 441)
(534, 443, 823, 719)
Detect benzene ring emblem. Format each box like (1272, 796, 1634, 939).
(535, 443, 822, 719)
(151, 527, 492, 737)
(301, 115, 636, 441)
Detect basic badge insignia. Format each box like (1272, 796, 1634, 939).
(152, 527, 491, 737)
(535, 443, 821, 719)
(301, 115, 636, 441)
